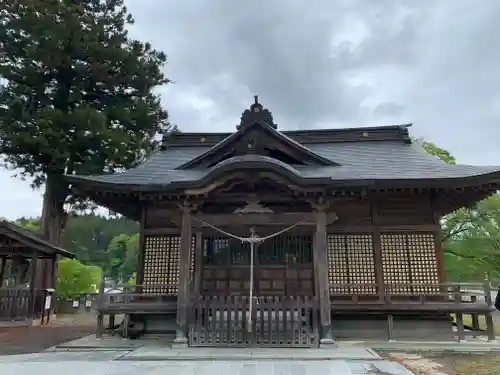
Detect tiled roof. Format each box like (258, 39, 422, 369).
(66, 137, 500, 188)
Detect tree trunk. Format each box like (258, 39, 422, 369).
(36, 173, 67, 291)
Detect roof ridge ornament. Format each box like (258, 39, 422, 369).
(237, 95, 277, 130)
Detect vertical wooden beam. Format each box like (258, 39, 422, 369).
(193, 231, 203, 296)
(174, 203, 193, 345)
(371, 201, 384, 301)
(431, 194, 446, 282)
(27, 252, 38, 326)
(0, 256, 6, 286)
(313, 200, 335, 346)
(136, 204, 147, 286)
(50, 255, 57, 289)
(96, 272, 105, 338)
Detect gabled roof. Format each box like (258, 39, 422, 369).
(176, 120, 337, 169)
(64, 98, 500, 192)
(65, 130, 500, 190)
(0, 220, 76, 259)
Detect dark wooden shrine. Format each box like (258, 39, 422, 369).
(0, 220, 75, 324)
(67, 97, 500, 346)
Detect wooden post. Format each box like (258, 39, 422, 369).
(50, 256, 57, 289)
(0, 256, 6, 286)
(371, 202, 384, 301)
(174, 203, 193, 346)
(27, 253, 38, 326)
(483, 275, 496, 341)
(136, 205, 147, 287)
(312, 199, 335, 346)
(193, 232, 203, 296)
(96, 272, 105, 338)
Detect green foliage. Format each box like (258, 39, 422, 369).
(106, 232, 138, 282)
(0, 0, 171, 242)
(415, 138, 456, 164)
(15, 214, 138, 264)
(442, 196, 500, 281)
(56, 258, 101, 298)
(15, 214, 138, 284)
(417, 137, 500, 281)
(127, 272, 137, 285)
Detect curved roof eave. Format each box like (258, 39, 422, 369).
(66, 166, 500, 195)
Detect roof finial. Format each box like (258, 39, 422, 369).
(237, 95, 277, 130)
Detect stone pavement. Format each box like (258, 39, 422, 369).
(0, 350, 415, 374)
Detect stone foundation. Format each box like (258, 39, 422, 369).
(135, 312, 454, 342)
(135, 314, 178, 335)
(331, 317, 454, 341)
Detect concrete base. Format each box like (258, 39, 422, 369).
(319, 340, 337, 348)
(332, 319, 454, 341)
(171, 341, 189, 349)
(119, 346, 382, 361)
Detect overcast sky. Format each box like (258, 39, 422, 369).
(1, 0, 500, 220)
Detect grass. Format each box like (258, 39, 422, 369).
(379, 351, 500, 375)
(422, 352, 500, 375)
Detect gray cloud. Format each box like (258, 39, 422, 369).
(2, 0, 500, 218)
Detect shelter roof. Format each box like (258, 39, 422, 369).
(0, 220, 76, 259)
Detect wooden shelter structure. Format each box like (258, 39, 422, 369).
(68, 97, 500, 347)
(0, 220, 75, 324)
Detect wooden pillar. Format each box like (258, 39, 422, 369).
(431, 193, 446, 282)
(96, 272, 105, 338)
(27, 252, 38, 326)
(193, 231, 203, 296)
(174, 203, 193, 345)
(136, 205, 147, 286)
(50, 255, 57, 289)
(371, 202, 384, 300)
(0, 256, 6, 286)
(313, 203, 335, 346)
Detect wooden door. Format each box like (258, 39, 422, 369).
(200, 234, 314, 297)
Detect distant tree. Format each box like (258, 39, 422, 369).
(59, 214, 138, 266)
(105, 233, 129, 281)
(416, 138, 456, 165)
(127, 272, 137, 285)
(56, 258, 101, 298)
(121, 233, 139, 281)
(14, 214, 139, 267)
(0, 0, 171, 244)
(105, 232, 138, 282)
(417, 138, 500, 280)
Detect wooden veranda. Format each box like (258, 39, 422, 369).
(0, 220, 75, 325)
(95, 279, 497, 344)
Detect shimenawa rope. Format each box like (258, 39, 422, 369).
(193, 216, 308, 332)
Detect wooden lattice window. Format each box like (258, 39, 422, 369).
(381, 232, 439, 294)
(327, 234, 376, 295)
(142, 235, 195, 295)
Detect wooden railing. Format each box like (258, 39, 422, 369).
(95, 284, 178, 314)
(95, 281, 497, 342)
(329, 281, 495, 342)
(329, 281, 493, 312)
(0, 287, 31, 321)
(96, 281, 494, 312)
(95, 283, 178, 337)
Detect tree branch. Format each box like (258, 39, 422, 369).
(444, 248, 480, 259)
